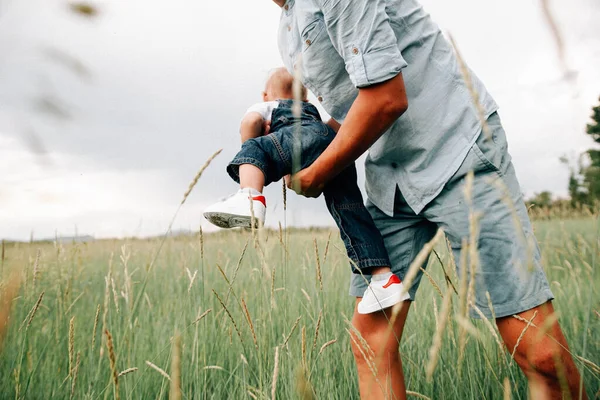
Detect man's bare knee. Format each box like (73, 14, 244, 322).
(350, 318, 401, 375)
(513, 344, 557, 378)
(350, 301, 410, 360)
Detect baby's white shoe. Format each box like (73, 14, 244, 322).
(357, 273, 411, 314)
(203, 188, 266, 228)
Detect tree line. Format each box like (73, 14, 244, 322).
(526, 96, 600, 216)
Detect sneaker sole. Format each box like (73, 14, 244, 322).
(204, 212, 261, 229)
(357, 292, 411, 315)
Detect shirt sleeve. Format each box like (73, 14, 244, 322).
(318, 0, 407, 88)
(244, 101, 279, 121)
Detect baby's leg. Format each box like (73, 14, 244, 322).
(227, 133, 293, 190)
(322, 164, 391, 276)
(206, 135, 283, 229)
(323, 165, 411, 314)
(239, 164, 265, 193)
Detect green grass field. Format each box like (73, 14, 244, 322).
(0, 219, 598, 399)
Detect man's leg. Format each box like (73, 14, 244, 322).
(496, 301, 587, 400)
(350, 198, 437, 399)
(423, 113, 586, 398)
(351, 300, 411, 400)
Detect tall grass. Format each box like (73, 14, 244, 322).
(0, 218, 598, 399)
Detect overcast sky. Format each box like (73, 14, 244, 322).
(1, 0, 599, 240)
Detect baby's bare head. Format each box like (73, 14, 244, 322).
(263, 67, 307, 102)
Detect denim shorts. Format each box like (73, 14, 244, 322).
(350, 113, 554, 318)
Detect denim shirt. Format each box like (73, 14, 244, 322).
(278, 0, 498, 215)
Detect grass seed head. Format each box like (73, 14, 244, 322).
(91, 304, 100, 350)
(181, 149, 223, 205)
(26, 291, 45, 330)
(313, 239, 323, 291)
(241, 299, 258, 350)
(213, 289, 243, 343)
(118, 367, 138, 377)
(70, 352, 81, 400)
(283, 316, 301, 348)
(301, 325, 307, 368)
(146, 361, 171, 381)
(511, 311, 539, 361)
(69, 316, 75, 377)
(105, 329, 119, 400)
(282, 179, 287, 211)
(32, 249, 41, 291)
(311, 310, 322, 353)
(193, 308, 212, 325)
(318, 339, 337, 356)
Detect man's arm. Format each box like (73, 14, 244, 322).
(292, 73, 408, 196)
(240, 112, 265, 143)
(289, 0, 409, 196)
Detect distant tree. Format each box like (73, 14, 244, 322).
(586, 96, 600, 141)
(560, 154, 587, 206)
(581, 97, 600, 204)
(562, 97, 600, 206)
(582, 97, 600, 203)
(529, 191, 553, 208)
(567, 174, 585, 205)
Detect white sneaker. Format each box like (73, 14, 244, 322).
(203, 189, 266, 228)
(357, 274, 411, 314)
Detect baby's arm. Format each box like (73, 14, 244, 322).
(240, 101, 278, 144)
(240, 112, 265, 143)
(327, 118, 341, 133)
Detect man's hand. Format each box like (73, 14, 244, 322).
(263, 120, 271, 136)
(287, 168, 325, 198)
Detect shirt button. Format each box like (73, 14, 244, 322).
(352, 47, 359, 55)
(317, 96, 323, 102)
(287, 25, 291, 32)
(284, 4, 289, 10)
(391, 162, 398, 169)
(305, 39, 311, 46)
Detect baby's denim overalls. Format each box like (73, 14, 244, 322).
(227, 100, 390, 273)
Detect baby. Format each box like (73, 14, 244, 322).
(204, 68, 408, 314)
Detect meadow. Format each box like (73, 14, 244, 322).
(0, 217, 598, 399)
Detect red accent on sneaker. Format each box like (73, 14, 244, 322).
(382, 274, 401, 289)
(251, 195, 267, 207)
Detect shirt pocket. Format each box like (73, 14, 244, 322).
(299, 18, 347, 102)
(299, 18, 334, 90)
(471, 113, 510, 176)
(301, 19, 325, 52)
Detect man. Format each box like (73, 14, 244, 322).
(270, 0, 587, 399)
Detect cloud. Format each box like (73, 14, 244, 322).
(1, 0, 599, 239)
(0, 133, 180, 238)
(0, 123, 336, 240)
